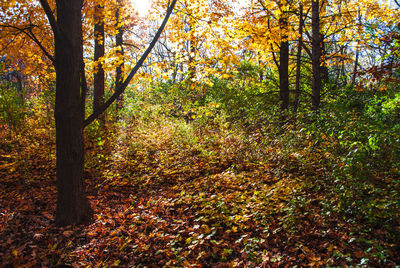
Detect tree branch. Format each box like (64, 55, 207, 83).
(301, 40, 312, 58)
(26, 27, 55, 64)
(123, 42, 141, 50)
(38, 0, 59, 38)
(80, 59, 88, 113)
(0, 24, 55, 64)
(84, 0, 178, 127)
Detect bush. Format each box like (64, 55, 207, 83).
(296, 85, 400, 230)
(0, 82, 26, 136)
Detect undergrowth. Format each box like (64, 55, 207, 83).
(1, 80, 399, 266)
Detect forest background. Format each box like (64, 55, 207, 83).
(1, 0, 400, 266)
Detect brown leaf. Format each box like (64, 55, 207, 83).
(62, 230, 74, 238)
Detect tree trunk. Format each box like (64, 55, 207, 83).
(312, 0, 321, 111)
(188, 21, 197, 82)
(293, 4, 303, 114)
(279, 15, 289, 111)
(54, 0, 92, 226)
(115, 2, 124, 113)
(351, 46, 359, 85)
(351, 8, 362, 86)
(83, 0, 178, 126)
(320, 34, 329, 86)
(37, 0, 178, 226)
(93, 3, 105, 119)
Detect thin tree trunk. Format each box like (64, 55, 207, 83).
(188, 22, 196, 82)
(351, 9, 362, 86)
(351, 46, 359, 85)
(54, 0, 92, 226)
(312, 0, 321, 111)
(293, 4, 303, 114)
(341, 46, 346, 86)
(259, 60, 264, 82)
(93, 3, 105, 120)
(115, 1, 124, 113)
(172, 52, 178, 83)
(279, 15, 289, 111)
(320, 34, 329, 86)
(84, 0, 178, 126)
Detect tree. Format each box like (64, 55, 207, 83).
(240, 0, 301, 112)
(278, 8, 290, 111)
(149, 0, 237, 85)
(0, 1, 55, 84)
(293, 4, 304, 114)
(84, 0, 178, 125)
(93, 1, 105, 119)
(311, 0, 322, 110)
(115, 0, 125, 113)
(36, 0, 178, 226)
(38, 0, 92, 226)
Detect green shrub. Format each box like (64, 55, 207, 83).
(0, 82, 26, 136)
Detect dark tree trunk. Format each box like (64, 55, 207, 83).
(320, 35, 329, 86)
(54, 0, 92, 226)
(115, 2, 124, 112)
(312, 0, 321, 110)
(279, 15, 289, 111)
(294, 4, 303, 114)
(12, 72, 25, 103)
(93, 3, 105, 118)
(351, 9, 362, 86)
(37, 0, 177, 227)
(351, 47, 359, 85)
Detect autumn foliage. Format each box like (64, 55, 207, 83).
(1, 0, 400, 266)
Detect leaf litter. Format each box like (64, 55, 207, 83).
(1, 119, 399, 267)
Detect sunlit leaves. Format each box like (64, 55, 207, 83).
(0, 1, 54, 81)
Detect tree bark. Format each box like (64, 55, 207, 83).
(115, 1, 124, 113)
(54, 0, 92, 226)
(351, 9, 362, 86)
(293, 4, 303, 114)
(312, 0, 322, 111)
(279, 15, 289, 111)
(93, 3, 105, 119)
(351, 46, 359, 86)
(320, 34, 329, 86)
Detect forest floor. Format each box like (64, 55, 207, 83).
(0, 118, 399, 267)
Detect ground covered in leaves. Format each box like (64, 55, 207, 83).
(1, 117, 399, 267)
